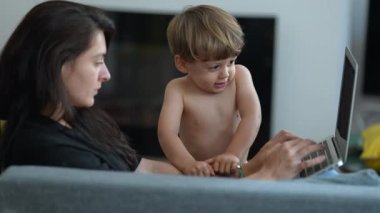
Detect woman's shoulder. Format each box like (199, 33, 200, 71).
(12, 116, 89, 154)
(8, 116, 118, 170)
(16, 116, 74, 145)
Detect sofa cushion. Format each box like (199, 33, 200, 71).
(1, 166, 380, 213)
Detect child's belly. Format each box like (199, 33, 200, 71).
(179, 114, 240, 160)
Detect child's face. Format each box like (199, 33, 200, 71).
(185, 56, 237, 93)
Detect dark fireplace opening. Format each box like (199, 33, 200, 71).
(97, 10, 276, 159)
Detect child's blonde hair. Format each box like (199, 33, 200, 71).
(167, 5, 245, 62)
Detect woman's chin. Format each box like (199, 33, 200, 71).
(75, 100, 95, 108)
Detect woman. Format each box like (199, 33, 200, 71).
(0, 0, 325, 179)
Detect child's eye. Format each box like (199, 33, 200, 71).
(228, 59, 235, 65)
(210, 65, 219, 70)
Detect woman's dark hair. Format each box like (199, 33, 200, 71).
(0, 0, 138, 170)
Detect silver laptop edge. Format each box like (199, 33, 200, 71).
(335, 47, 359, 163)
(300, 46, 358, 177)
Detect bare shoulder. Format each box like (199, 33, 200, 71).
(235, 64, 252, 79)
(165, 76, 187, 92)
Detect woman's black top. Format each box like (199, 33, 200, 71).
(5, 115, 141, 171)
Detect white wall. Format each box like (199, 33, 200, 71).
(0, 0, 367, 140)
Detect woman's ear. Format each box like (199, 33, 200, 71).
(174, 55, 188, 74)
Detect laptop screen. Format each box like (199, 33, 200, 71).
(335, 47, 358, 161)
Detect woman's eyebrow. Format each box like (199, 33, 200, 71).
(92, 53, 107, 59)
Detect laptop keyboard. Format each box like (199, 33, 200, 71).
(299, 140, 333, 177)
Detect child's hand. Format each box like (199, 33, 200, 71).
(182, 160, 215, 176)
(208, 153, 239, 176)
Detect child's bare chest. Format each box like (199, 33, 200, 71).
(182, 86, 238, 128)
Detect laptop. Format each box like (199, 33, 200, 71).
(299, 47, 358, 177)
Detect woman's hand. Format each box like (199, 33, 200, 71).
(244, 130, 326, 180)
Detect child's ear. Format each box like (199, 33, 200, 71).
(174, 55, 188, 74)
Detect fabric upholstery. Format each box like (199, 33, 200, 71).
(0, 166, 379, 213)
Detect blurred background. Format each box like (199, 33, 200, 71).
(1, 0, 379, 164)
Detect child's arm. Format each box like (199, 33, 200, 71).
(211, 65, 261, 175)
(158, 79, 214, 176)
(225, 65, 262, 160)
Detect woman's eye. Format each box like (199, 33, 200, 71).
(95, 61, 104, 66)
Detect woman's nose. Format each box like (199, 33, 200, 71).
(100, 64, 111, 82)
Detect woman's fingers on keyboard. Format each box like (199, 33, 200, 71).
(298, 141, 325, 158)
(300, 155, 326, 170)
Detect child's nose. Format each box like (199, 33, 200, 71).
(219, 67, 229, 78)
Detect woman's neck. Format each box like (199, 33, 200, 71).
(57, 119, 72, 128)
(41, 106, 72, 128)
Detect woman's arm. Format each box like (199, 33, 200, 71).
(135, 158, 182, 175)
(136, 131, 325, 180)
(242, 130, 326, 180)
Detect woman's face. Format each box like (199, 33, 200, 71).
(61, 30, 111, 107)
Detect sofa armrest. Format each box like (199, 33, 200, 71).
(1, 166, 380, 213)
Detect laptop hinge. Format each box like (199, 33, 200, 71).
(332, 137, 342, 160)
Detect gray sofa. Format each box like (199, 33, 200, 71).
(1, 165, 380, 213)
